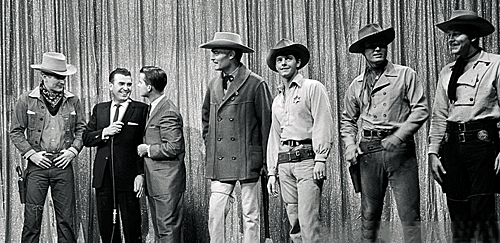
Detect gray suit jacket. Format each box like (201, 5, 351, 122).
(143, 96, 186, 196)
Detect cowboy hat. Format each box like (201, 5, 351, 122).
(436, 10, 494, 37)
(349, 24, 395, 53)
(30, 52, 77, 76)
(199, 32, 254, 53)
(266, 39, 310, 72)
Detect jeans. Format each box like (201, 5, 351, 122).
(359, 138, 421, 242)
(279, 158, 323, 243)
(208, 180, 260, 243)
(22, 162, 76, 243)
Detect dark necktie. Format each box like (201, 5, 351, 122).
(113, 104, 121, 122)
(222, 75, 234, 90)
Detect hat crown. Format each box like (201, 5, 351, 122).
(212, 32, 243, 46)
(41, 52, 69, 72)
(272, 39, 295, 49)
(449, 10, 478, 19)
(357, 23, 384, 41)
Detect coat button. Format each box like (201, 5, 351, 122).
(383, 92, 386, 95)
(218, 157, 223, 160)
(229, 118, 234, 121)
(232, 157, 236, 160)
(231, 97, 235, 101)
(230, 137, 235, 141)
(41, 106, 45, 109)
(39, 118, 43, 121)
(217, 138, 222, 141)
(218, 117, 222, 122)
(373, 105, 377, 108)
(383, 114, 387, 117)
(470, 98, 474, 101)
(374, 115, 378, 119)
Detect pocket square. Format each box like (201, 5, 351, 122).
(128, 122, 139, 126)
(27, 110, 36, 115)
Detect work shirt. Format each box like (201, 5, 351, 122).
(428, 51, 500, 154)
(267, 74, 334, 176)
(341, 61, 428, 147)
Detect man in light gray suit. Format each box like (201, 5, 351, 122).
(137, 66, 186, 242)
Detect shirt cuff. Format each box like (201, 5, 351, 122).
(428, 144, 440, 155)
(268, 167, 277, 176)
(23, 149, 36, 160)
(147, 145, 151, 158)
(68, 147, 79, 156)
(314, 154, 328, 162)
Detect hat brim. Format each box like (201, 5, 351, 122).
(349, 27, 395, 53)
(267, 44, 310, 72)
(199, 40, 254, 53)
(436, 17, 495, 37)
(31, 64, 77, 76)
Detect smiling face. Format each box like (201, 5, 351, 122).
(276, 54, 301, 80)
(42, 72, 67, 92)
(109, 74, 132, 103)
(447, 30, 473, 57)
(363, 42, 388, 66)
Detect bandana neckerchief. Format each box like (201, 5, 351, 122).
(40, 82, 64, 116)
(359, 59, 388, 108)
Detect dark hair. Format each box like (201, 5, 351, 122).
(140, 66, 167, 92)
(232, 49, 243, 62)
(109, 68, 131, 83)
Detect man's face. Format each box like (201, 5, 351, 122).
(447, 30, 472, 57)
(42, 73, 66, 93)
(109, 74, 132, 103)
(137, 73, 150, 97)
(210, 49, 232, 71)
(363, 42, 388, 65)
(276, 54, 301, 80)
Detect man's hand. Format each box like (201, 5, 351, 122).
(313, 161, 326, 180)
(54, 149, 76, 169)
(429, 153, 446, 184)
(102, 121, 124, 137)
(137, 144, 149, 157)
(29, 151, 52, 169)
(381, 135, 402, 152)
(345, 144, 361, 164)
(267, 175, 279, 197)
(134, 174, 145, 198)
(495, 153, 500, 175)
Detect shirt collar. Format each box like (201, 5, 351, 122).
(277, 73, 304, 93)
(449, 50, 490, 69)
(111, 99, 130, 109)
(150, 94, 165, 108)
(29, 86, 75, 98)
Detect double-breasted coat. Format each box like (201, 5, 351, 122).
(202, 64, 272, 181)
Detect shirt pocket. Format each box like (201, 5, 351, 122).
(454, 72, 479, 106)
(26, 110, 39, 130)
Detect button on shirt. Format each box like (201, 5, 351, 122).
(428, 51, 500, 154)
(266, 74, 334, 176)
(341, 61, 428, 147)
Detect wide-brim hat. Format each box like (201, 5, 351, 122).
(199, 32, 254, 53)
(30, 52, 77, 76)
(436, 10, 495, 37)
(266, 39, 310, 72)
(349, 24, 395, 53)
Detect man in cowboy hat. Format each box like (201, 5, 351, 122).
(429, 9, 500, 242)
(266, 39, 334, 242)
(200, 32, 272, 243)
(341, 24, 428, 242)
(10, 52, 86, 242)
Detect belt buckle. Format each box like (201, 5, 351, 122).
(377, 130, 385, 137)
(459, 133, 466, 143)
(458, 123, 466, 132)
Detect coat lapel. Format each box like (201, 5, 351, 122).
(101, 102, 112, 126)
(146, 96, 167, 128)
(121, 101, 136, 123)
(218, 65, 251, 110)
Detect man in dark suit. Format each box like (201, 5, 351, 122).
(137, 66, 186, 242)
(83, 68, 148, 243)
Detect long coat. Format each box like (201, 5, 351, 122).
(202, 64, 272, 181)
(83, 100, 148, 191)
(143, 96, 186, 196)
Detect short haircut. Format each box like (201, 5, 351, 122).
(109, 68, 131, 83)
(140, 66, 167, 92)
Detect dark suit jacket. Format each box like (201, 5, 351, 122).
(83, 100, 148, 191)
(143, 96, 186, 196)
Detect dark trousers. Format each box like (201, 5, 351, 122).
(96, 166, 142, 243)
(22, 163, 76, 243)
(359, 138, 421, 242)
(442, 141, 500, 242)
(148, 192, 184, 243)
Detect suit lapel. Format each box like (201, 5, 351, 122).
(121, 101, 136, 123)
(146, 96, 167, 128)
(101, 102, 112, 126)
(218, 65, 251, 110)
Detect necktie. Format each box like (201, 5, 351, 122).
(113, 104, 121, 122)
(222, 75, 234, 90)
(147, 104, 152, 120)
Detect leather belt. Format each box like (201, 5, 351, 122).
(281, 139, 312, 147)
(277, 148, 315, 164)
(445, 130, 494, 143)
(44, 151, 62, 161)
(446, 120, 500, 132)
(362, 129, 396, 139)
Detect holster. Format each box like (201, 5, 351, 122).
(349, 162, 361, 193)
(16, 166, 27, 204)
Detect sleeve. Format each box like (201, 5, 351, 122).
(201, 86, 211, 145)
(254, 80, 273, 166)
(266, 103, 280, 176)
(340, 81, 361, 148)
(149, 110, 185, 160)
(69, 97, 86, 153)
(428, 70, 450, 155)
(9, 94, 36, 158)
(309, 82, 334, 161)
(392, 68, 429, 142)
(82, 104, 105, 147)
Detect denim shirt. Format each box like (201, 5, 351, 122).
(428, 51, 500, 154)
(341, 61, 429, 147)
(266, 74, 334, 176)
(10, 87, 86, 159)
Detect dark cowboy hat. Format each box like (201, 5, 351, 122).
(436, 10, 495, 37)
(266, 39, 310, 72)
(349, 24, 395, 53)
(30, 52, 77, 76)
(199, 32, 254, 53)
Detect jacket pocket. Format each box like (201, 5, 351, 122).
(248, 145, 263, 172)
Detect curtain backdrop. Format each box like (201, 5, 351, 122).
(2, 0, 500, 242)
